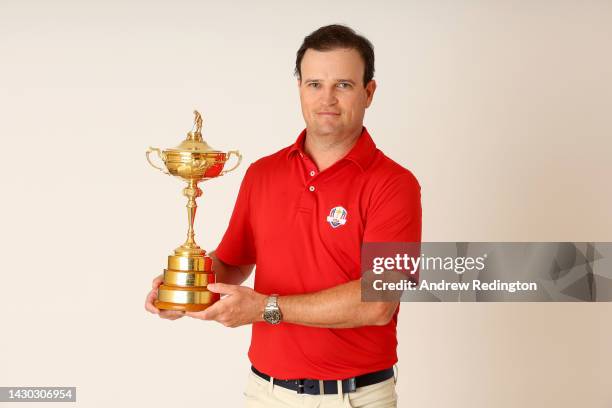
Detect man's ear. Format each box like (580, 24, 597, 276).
(297, 78, 301, 88)
(365, 80, 377, 108)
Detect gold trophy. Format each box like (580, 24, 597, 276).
(146, 110, 242, 311)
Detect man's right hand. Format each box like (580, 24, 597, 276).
(144, 275, 185, 320)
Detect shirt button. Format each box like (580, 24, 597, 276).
(309, 186, 315, 192)
(309, 170, 315, 177)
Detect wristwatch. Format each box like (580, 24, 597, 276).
(263, 294, 282, 325)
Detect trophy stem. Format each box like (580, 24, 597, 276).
(174, 179, 204, 256)
(186, 181, 198, 246)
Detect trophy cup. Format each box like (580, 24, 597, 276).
(146, 110, 242, 311)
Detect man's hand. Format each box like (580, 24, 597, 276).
(185, 283, 267, 328)
(144, 274, 185, 320)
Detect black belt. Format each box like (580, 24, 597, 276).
(251, 365, 394, 395)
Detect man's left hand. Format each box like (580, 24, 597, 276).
(185, 283, 267, 328)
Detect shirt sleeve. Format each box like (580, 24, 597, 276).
(363, 171, 422, 288)
(363, 171, 422, 243)
(215, 165, 257, 266)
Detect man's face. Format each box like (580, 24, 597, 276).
(298, 48, 376, 138)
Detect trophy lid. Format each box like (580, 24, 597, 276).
(166, 111, 221, 153)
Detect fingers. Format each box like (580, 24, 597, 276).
(159, 310, 185, 320)
(185, 311, 205, 320)
(185, 308, 212, 321)
(145, 290, 185, 320)
(145, 276, 185, 320)
(145, 275, 164, 314)
(185, 300, 222, 321)
(152, 274, 163, 289)
(206, 282, 238, 295)
(144, 289, 160, 314)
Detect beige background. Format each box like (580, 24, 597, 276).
(1, 0, 611, 407)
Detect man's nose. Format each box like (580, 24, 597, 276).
(320, 86, 338, 106)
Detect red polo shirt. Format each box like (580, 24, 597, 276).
(215, 126, 421, 380)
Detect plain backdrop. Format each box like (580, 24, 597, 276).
(1, 0, 611, 407)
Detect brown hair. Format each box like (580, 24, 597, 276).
(295, 24, 375, 86)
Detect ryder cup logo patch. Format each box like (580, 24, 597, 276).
(326, 206, 348, 228)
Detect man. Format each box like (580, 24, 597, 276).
(145, 24, 421, 407)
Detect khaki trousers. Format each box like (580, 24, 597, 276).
(244, 366, 398, 408)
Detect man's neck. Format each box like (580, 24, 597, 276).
(303, 127, 362, 172)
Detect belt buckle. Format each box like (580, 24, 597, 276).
(346, 377, 357, 393)
(296, 379, 305, 394)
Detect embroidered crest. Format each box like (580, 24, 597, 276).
(326, 206, 348, 228)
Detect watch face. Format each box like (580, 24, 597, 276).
(264, 309, 282, 325)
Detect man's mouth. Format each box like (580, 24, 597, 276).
(317, 112, 340, 116)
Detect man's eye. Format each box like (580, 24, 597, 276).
(308, 83, 320, 88)
(337, 82, 352, 89)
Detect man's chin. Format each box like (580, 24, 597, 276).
(310, 124, 343, 136)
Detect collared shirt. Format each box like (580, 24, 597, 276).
(216, 126, 422, 380)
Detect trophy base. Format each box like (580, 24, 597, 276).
(154, 300, 215, 312)
(154, 254, 219, 312)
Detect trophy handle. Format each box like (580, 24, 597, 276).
(146, 147, 171, 175)
(220, 150, 242, 176)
